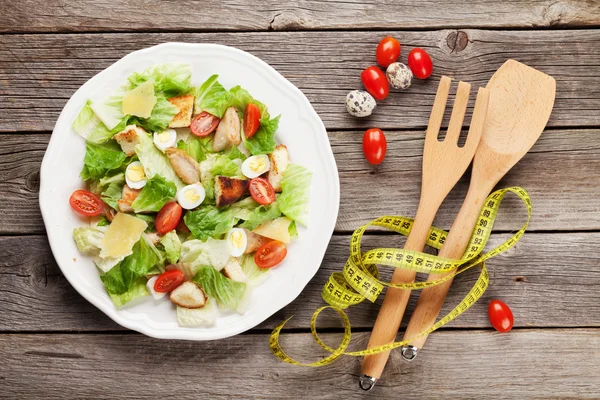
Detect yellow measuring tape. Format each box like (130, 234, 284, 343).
(270, 186, 531, 366)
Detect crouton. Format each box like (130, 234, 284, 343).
(113, 125, 146, 156)
(243, 229, 270, 254)
(215, 176, 249, 207)
(267, 144, 289, 192)
(213, 107, 241, 152)
(170, 281, 207, 309)
(117, 184, 141, 213)
(165, 148, 201, 184)
(221, 258, 249, 283)
(168, 95, 195, 128)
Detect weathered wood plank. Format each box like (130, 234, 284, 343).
(4, 0, 600, 33)
(2, 232, 600, 331)
(2, 329, 599, 399)
(2, 129, 599, 235)
(1, 30, 599, 132)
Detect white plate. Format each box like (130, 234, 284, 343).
(39, 43, 340, 340)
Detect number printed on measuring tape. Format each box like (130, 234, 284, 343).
(269, 187, 532, 366)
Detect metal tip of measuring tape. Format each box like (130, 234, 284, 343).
(401, 345, 419, 361)
(359, 375, 377, 391)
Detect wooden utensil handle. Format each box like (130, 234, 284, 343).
(402, 182, 495, 349)
(360, 203, 437, 380)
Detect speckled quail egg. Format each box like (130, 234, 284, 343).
(386, 62, 413, 90)
(153, 129, 177, 152)
(177, 184, 206, 210)
(125, 161, 147, 189)
(227, 228, 248, 257)
(345, 90, 376, 117)
(241, 154, 271, 179)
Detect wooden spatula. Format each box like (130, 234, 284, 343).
(359, 77, 490, 390)
(399, 59, 556, 361)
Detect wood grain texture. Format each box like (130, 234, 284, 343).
(1, 30, 600, 132)
(2, 128, 599, 235)
(2, 232, 600, 332)
(2, 329, 600, 399)
(4, 0, 600, 32)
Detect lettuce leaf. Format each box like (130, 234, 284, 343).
(176, 299, 217, 327)
(135, 214, 156, 232)
(244, 115, 280, 155)
(108, 278, 149, 308)
(131, 175, 177, 213)
(184, 206, 235, 241)
(100, 237, 161, 295)
(80, 141, 127, 181)
(160, 231, 181, 264)
(98, 173, 125, 210)
(179, 238, 230, 272)
(230, 197, 260, 221)
(73, 226, 105, 255)
(135, 132, 185, 189)
(238, 201, 282, 231)
(193, 265, 246, 310)
(194, 74, 230, 118)
(210, 154, 242, 177)
(176, 138, 210, 162)
(72, 100, 115, 144)
(278, 164, 312, 226)
(227, 86, 270, 124)
(127, 63, 192, 97)
(240, 254, 269, 287)
(129, 95, 179, 133)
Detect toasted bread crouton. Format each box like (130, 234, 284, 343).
(170, 281, 207, 309)
(215, 176, 249, 207)
(168, 95, 195, 128)
(165, 147, 201, 184)
(267, 145, 289, 192)
(222, 258, 248, 283)
(243, 229, 270, 254)
(117, 184, 141, 213)
(113, 125, 146, 156)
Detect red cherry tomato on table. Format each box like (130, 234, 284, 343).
(154, 269, 185, 293)
(488, 299, 514, 333)
(361, 66, 389, 101)
(156, 202, 183, 234)
(362, 128, 387, 165)
(255, 240, 287, 269)
(69, 190, 104, 217)
(244, 103, 261, 138)
(249, 178, 276, 205)
(376, 36, 401, 68)
(190, 111, 220, 137)
(407, 48, 433, 79)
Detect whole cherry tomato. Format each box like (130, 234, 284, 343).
(407, 48, 433, 79)
(488, 299, 514, 333)
(361, 66, 389, 101)
(362, 128, 387, 165)
(376, 37, 401, 68)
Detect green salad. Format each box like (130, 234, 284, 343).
(70, 63, 311, 327)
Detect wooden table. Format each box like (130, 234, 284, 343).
(2, 1, 600, 398)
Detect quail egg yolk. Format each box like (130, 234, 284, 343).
(230, 230, 244, 249)
(184, 189, 200, 203)
(249, 157, 266, 173)
(157, 131, 172, 143)
(127, 164, 145, 182)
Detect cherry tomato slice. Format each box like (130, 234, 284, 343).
(488, 299, 514, 333)
(254, 240, 287, 269)
(407, 48, 433, 79)
(244, 103, 261, 138)
(190, 111, 220, 137)
(361, 66, 389, 101)
(362, 128, 387, 165)
(249, 178, 276, 205)
(69, 190, 104, 217)
(376, 36, 401, 68)
(154, 269, 185, 293)
(156, 202, 183, 234)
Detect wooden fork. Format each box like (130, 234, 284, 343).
(359, 77, 490, 390)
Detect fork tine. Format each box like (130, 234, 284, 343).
(425, 76, 452, 145)
(462, 87, 489, 153)
(444, 81, 471, 144)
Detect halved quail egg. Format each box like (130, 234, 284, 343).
(227, 228, 248, 257)
(125, 161, 147, 189)
(177, 183, 206, 210)
(153, 129, 178, 152)
(241, 154, 271, 179)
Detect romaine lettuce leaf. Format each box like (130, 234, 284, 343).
(127, 63, 192, 96)
(243, 115, 280, 155)
(210, 154, 242, 177)
(176, 138, 209, 162)
(129, 95, 179, 133)
(131, 175, 177, 213)
(227, 86, 270, 124)
(108, 278, 149, 308)
(90, 93, 128, 132)
(199, 154, 218, 201)
(278, 164, 312, 226)
(179, 238, 230, 272)
(193, 265, 246, 310)
(73, 226, 105, 255)
(134, 214, 156, 232)
(230, 197, 260, 221)
(194, 74, 230, 118)
(176, 299, 217, 327)
(160, 231, 181, 264)
(80, 141, 127, 181)
(135, 132, 185, 189)
(238, 201, 282, 231)
(240, 254, 269, 287)
(98, 173, 125, 210)
(184, 206, 234, 241)
(72, 100, 115, 144)
(226, 145, 248, 161)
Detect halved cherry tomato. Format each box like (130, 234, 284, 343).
(362, 128, 387, 165)
(154, 269, 185, 293)
(249, 178, 276, 205)
(407, 48, 433, 79)
(376, 36, 400, 68)
(69, 190, 104, 217)
(488, 299, 514, 333)
(361, 66, 389, 101)
(244, 103, 261, 138)
(255, 240, 287, 269)
(156, 202, 183, 234)
(190, 111, 220, 137)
